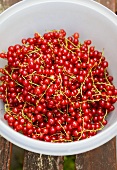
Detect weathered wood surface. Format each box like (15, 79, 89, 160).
(0, 136, 12, 170)
(23, 152, 64, 170)
(0, 0, 117, 170)
(97, 0, 116, 11)
(75, 138, 116, 170)
(0, 0, 20, 12)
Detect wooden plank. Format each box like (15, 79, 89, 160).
(75, 138, 116, 170)
(115, 0, 117, 13)
(96, 0, 116, 11)
(0, 136, 12, 170)
(23, 152, 64, 170)
(0, 0, 20, 13)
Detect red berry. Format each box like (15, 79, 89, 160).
(0, 29, 116, 142)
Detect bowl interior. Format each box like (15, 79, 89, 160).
(0, 0, 117, 155)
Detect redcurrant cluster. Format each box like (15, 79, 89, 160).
(0, 29, 117, 142)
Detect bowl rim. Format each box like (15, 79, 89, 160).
(0, 0, 117, 155)
(1, 119, 117, 155)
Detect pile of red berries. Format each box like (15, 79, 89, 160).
(0, 29, 117, 142)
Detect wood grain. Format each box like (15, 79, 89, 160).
(0, 136, 12, 170)
(96, 0, 116, 11)
(0, 0, 20, 13)
(75, 138, 116, 170)
(23, 151, 64, 170)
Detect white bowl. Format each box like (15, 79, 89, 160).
(0, 0, 117, 156)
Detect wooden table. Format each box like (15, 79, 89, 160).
(0, 0, 117, 170)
